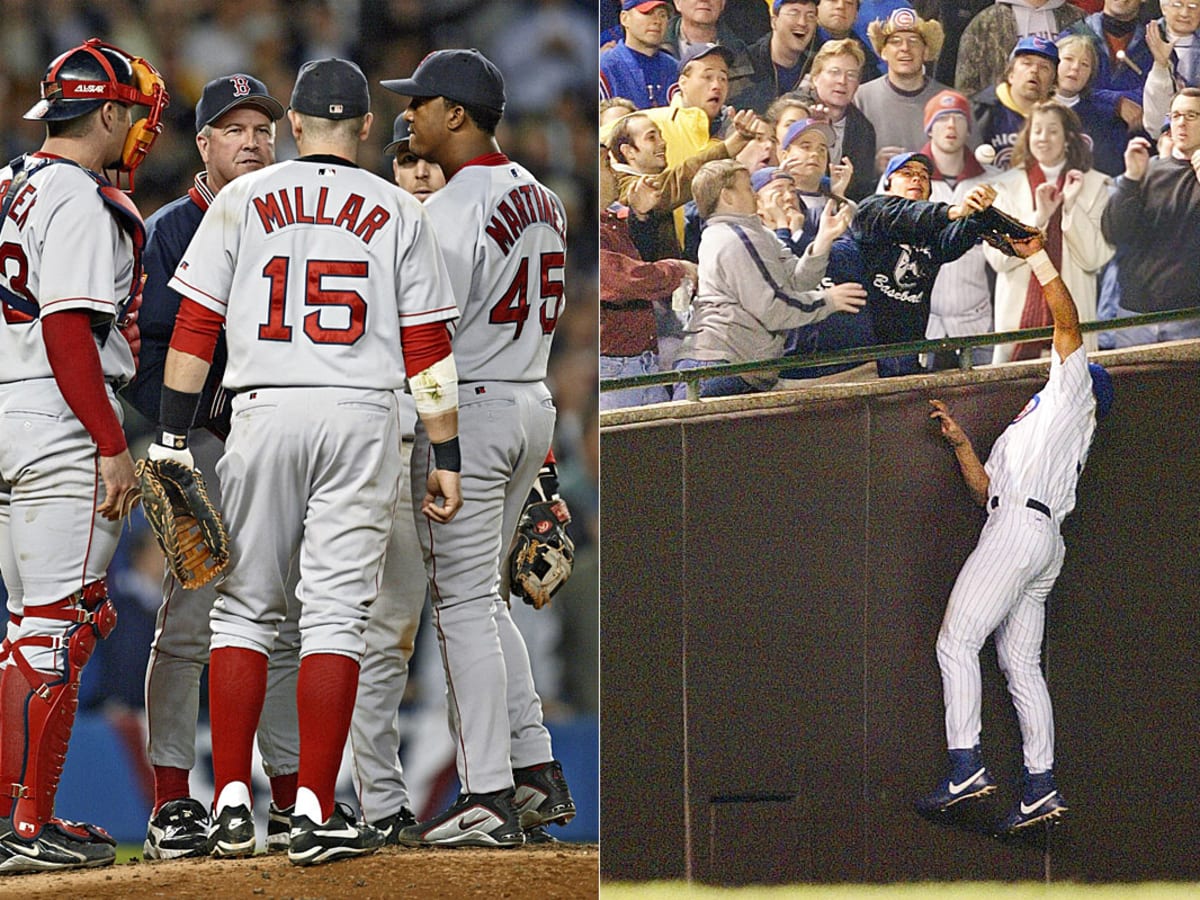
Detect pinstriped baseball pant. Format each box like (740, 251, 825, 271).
(936, 501, 1065, 773)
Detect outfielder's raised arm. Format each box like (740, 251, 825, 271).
(1009, 232, 1083, 360)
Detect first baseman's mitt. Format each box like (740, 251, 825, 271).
(974, 205, 1043, 256)
(136, 459, 230, 590)
(510, 498, 575, 610)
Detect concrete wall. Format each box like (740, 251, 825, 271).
(600, 345, 1200, 884)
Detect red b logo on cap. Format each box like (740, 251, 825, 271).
(231, 75, 251, 97)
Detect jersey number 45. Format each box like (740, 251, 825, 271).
(489, 251, 564, 340)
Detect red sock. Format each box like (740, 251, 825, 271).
(153, 766, 191, 814)
(209, 647, 267, 807)
(270, 772, 298, 810)
(297, 653, 359, 821)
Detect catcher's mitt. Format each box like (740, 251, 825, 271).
(974, 205, 1043, 257)
(136, 458, 230, 590)
(510, 498, 575, 610)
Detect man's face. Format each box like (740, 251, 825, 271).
(812, 53, 862, 111)
(393, 145, 446, 202)
(817, 0, 858, 35)
(198, 107, 276, 192)
(678, 56, 730, 118)
(719, 169, 757, 215)
(625, 117, 669, 173)
(1169, 94, 1200, 154)
(736, 134, 775, 170)
(929, 112, 968, 154)
(404, 96, 452, 164)
(783, 130, 830, 187)
(622, 4, 670, 50)
(1007, 53, 1056, 104)
(757, 177, 800, 221)
(1057, 45, 1094, 96)
(674, 0, 725, 27)
(1164, 0, 1200, 36)
(1103, 0, 1143, 20)
(772, 2, 819, 56)
(887, 161, 931, 200)
(881, 30, 926, 78)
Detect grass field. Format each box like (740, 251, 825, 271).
(600, 882, 1200, 898)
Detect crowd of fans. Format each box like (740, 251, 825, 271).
(599, 0, 1200, 406)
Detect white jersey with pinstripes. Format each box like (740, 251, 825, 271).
(422, 156, 566, 382)
(0, 158, 136, 384)
(984, 344, 1097, 524)
(168, 157, 457, 391)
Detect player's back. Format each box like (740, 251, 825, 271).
(172, 158, 455, 392)
(424, 159, 567, 382)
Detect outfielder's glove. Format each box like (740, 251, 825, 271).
(973, 205, 1043, 257)
(136, 458, 230, 590)
(510, 498, 575, 610)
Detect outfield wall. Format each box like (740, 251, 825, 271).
(600, 343, 1200, 884)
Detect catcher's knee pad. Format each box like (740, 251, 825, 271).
(0, 580, 115, 837)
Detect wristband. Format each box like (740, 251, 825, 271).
(157, 429, 189, 451)
(432, 436, 462, 473)
(160, 385, 200, 435)
(1026, 249, 1058, 286)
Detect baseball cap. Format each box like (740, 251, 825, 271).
(883, 150, 933, 182)
(773, 0, 817, 11)
(923, 89, 971, 134)
(750, 166, 793, 193)
(622, 0, 667, 10)
(195, 74, 284, 133)
(384, 114, 411, 155)
(1009, 35, 1059, 65)
(380, 49, 506, 117)
(1089, 362, 1114, 420)
(781, 117, 835, 151)
(290, 58, 370, 120)
(678, 42, 736, 71)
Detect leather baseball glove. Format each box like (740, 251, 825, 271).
(136, 458, 230, 589)
(510, 497, 575, 610)
(974, 205, 1043, 256)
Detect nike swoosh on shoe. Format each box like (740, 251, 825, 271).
(947, 768, 986, 795)
(1019, 791, 1057, 815)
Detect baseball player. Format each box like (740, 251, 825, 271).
(346, 114, 445, 842)
(381, 49, 576, 849)
(151, 58, 462, 866)
(123, 74, 303, 860)
(918, 232, 1114, 834)
(0, 38, 168, 873)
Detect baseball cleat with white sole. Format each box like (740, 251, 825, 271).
(398, 789, 525, 848)
(287, 802, 383, 866)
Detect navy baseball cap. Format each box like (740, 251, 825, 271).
(781, 117, 835, 151)
(678, 42, 736, 70)
(1009, 35, 1059, 65)
(195, 74, 284, 133)
(290, 58, 370, 120)
(750, 166, 793, 193)
(381, 49, 506, 116)
(622, 0, 667, 10)
(384, 114, 411, 155)
(1089, 362, 1114, 420)
(773, 0, 817, 11)
(883, 150, 933, 182)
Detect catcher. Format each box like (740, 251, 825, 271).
(846, 151, 1041, 376)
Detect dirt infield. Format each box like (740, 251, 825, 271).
(5, 843, 599, 899)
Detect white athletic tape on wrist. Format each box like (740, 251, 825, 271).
(410, 354, 459, 416)
(1027, 249, 1058, 286)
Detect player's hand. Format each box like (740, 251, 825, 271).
(423, 469, 462, 524)
(823, 281, 867, 314)
(1032, 181, 1063, 227)
(98, 449, 140, 521)
(1123, 136, 1152, 181)
(929, 400, 969, 448)
(627, 174, 664, 215)
(1009, 232, 1046, 257)
(830, 156, 853, 198)
(147, 439, 195, 470)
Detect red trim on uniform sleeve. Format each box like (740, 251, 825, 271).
(169, 298, 224, 363)
(401, 321, 453, 377)
(42, 310, 127, 456)
(544, 448, 556, 465)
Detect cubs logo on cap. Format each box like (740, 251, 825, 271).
(1009, 35, 1059, 65)
(866, 7, 944, 59)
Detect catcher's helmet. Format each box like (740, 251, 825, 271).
(24, 39, 141, 122)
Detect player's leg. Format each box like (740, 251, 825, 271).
(285, 388, 399, 865)
(207, 389, 307, 858)
(349, 438, 424, 841)
(0, 384, 123, 872)
(257, 573, 301, 853)
(400, 385, 525, 848)
(496, 386, 576, 836)
(994, 527, 1068, 832)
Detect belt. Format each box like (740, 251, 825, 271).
(990, 496, 1051, 519)
(601, 300, 652, 310)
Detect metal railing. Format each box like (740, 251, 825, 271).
(599, 307, 1200, 403)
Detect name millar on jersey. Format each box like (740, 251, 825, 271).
(485, 183, 566, 256)
(253, 186, 390, 244)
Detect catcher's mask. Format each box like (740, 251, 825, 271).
(24, 38, 169, 191)
(1088, 362, 1113, 421)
